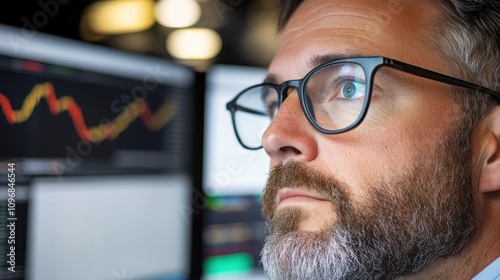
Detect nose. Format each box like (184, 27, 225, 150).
(261, 89, 318, 165)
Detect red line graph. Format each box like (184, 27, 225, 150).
(0, 82, 177, 143)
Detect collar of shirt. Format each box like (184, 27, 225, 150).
(472, 257, 500, 280)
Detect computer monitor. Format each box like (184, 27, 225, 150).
(27, 174, 191, 280)
(0, 24, 199, 280)
(203, 64, 269, 196)
(202, 64, 269, 280)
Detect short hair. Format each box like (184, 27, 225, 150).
(275, 0, 302, 31)
(432, 0, 499, 130)
(274, 0, 499, 132)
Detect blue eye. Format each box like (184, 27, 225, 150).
(343, 82, 356, 98)
(340, 80, 365, 99)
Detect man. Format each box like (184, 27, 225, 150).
(226, 0, 500, 279)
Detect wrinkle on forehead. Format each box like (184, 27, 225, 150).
(287, 5, 389, 32)
(269, 0, 446, 80)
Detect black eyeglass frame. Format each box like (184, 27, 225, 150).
(226, 56, 500, 150)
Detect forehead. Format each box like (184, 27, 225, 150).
(269, 0, 446, 80)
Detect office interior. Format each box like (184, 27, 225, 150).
(0, 1, 277, 279)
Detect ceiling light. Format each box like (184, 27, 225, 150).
(155, 0, 201, 28)
(166, 28, 222, 60)
(84, 0, 155, 35)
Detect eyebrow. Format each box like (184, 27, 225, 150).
(263, 74, 278, 84)
(263, 52, 365, 85)
(307, 52, 364, 69)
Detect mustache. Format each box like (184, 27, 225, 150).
(261, 161, 349, 222)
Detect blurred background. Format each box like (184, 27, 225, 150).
(1, 0, 278, 70)
(0, 1, 279, 280)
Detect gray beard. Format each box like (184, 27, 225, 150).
(261, 209, 474, 280)
(261, 227, 376, 280)
(260, 123, 476, 280)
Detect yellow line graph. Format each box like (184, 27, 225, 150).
(0, 82, 178, 143)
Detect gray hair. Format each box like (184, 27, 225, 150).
(432, 0, 499, 129)
(435, 0, 500, 91)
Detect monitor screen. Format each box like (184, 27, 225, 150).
(202, 64, 270, 280)
(203, 64, 269, 196)
(27, 175, 190, 280)
(0, 24, 198, 280)
(0, 23, 195, 175)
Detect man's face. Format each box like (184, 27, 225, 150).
(260, 0, 478, 278)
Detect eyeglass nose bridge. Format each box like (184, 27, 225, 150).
(276, 79, 303, 107)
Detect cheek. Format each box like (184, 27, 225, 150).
(318, 131, 413, 192)
(317, 98, 456, 192)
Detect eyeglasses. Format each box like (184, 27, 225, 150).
(226, 56, 500, 150)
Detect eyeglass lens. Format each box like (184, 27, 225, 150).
(233, 62, 368, 149)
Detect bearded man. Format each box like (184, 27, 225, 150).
(226, 0, 500, 279)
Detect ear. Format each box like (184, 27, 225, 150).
(478, 107, 500, 193)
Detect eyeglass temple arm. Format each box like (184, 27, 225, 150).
(227, 103, 268, 116)
(387, 59, 500, 101)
